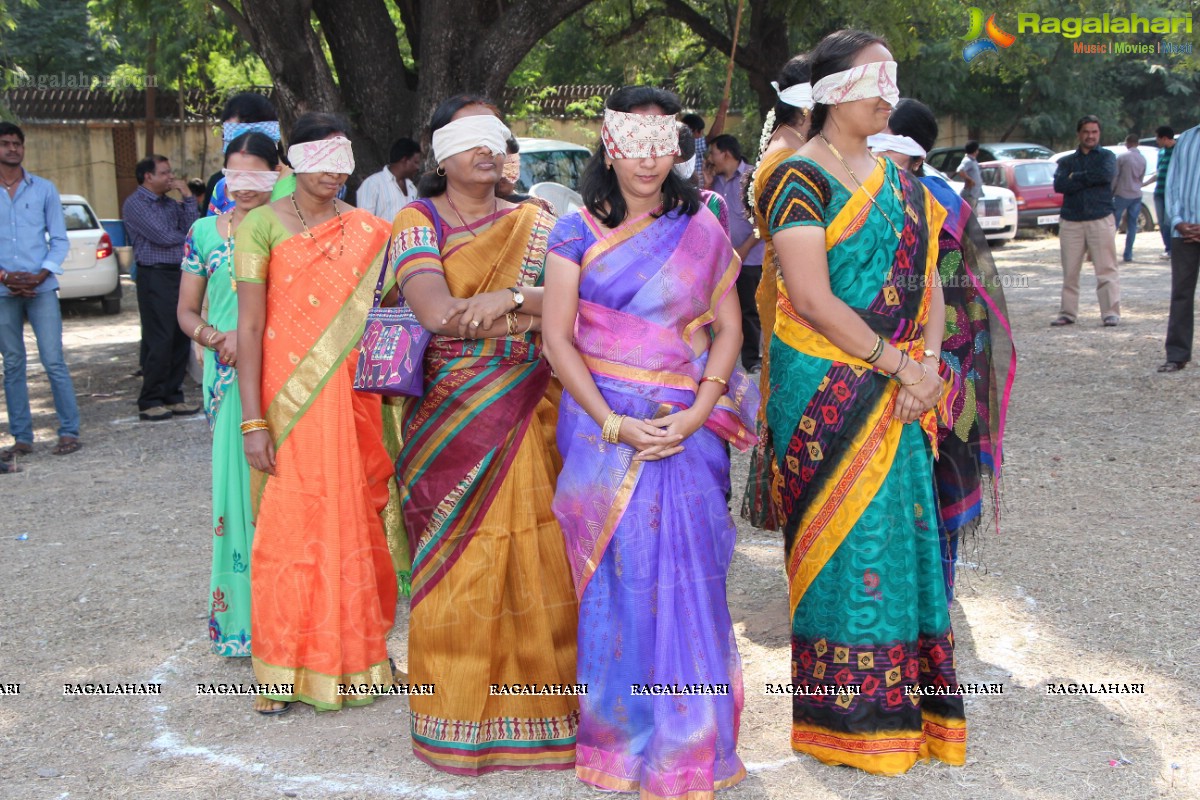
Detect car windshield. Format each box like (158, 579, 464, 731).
(62, 203, 98, 231)
(1014, 162, 1057, 186)
(993, 144, 1054, 160)
(518, 150, 591, 193)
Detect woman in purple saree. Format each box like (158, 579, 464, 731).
(543, 86, 759, 800)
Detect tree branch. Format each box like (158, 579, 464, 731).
(657, 0, 770, 75)
(210, 0, 257, 46)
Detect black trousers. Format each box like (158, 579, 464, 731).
(136, 264, 191, 410)
(1166, 239, 1200, 363)
(736, 263, 763, 370)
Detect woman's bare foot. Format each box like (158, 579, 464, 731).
(253, 696, 291, 715)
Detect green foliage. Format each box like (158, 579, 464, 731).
(0, 0, 116, 87)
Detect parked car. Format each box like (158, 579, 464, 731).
(927, 142, 1055, 174)
(923, 164, 1018, 243)
(1050, 146, 1157, 233)
(514, 138, 592, 194)
(58, 194, 121, 314)
(978, 159, 1063, 231)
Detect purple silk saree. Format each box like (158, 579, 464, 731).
(549, 204, 759, 799)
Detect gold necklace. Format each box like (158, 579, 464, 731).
(444, 189, 497, 238)
(222, 211, 242, 294)
(819, 134, 904, 239)
(289, 192, 345, 260)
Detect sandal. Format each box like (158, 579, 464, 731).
(0, 461, 21, 475)
(52, 437, 82, 456)
(253, 697, 292, 716)
(0, 443, 33, 462)
(1049, 315, 1075, 327)
(1157, 361, 1186, 373)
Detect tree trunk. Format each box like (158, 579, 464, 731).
(144, 33, 157, 155)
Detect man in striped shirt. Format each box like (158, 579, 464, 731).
(1159, 124, 1200, 373)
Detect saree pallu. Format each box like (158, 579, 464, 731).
(182, 217, 253, 656)
(922, 176, 1016, 602)
(234, 207, 401, 710)
(742, 146, 797, 531)
(394, 203, 579, 775)
(550, 206, 759, 799)
(758, 156, 966, 775)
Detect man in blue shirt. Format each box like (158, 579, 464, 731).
(708, 134, 765, 371)
(123, 154, 200, 420)
(1158, 124, 1200, 373)
(0, 122, 81, 472)
(1051, 115, 1120, 327)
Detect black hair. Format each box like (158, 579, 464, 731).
(888, 99, 938, 155)
(135, 154, 169, 185)
(680, 113, 705, 134)
(1076, 114, 1101, 132)
(505, 137, 520, 155)
(964, 140, 980, 155)
(389, 137, 421, 163)
(772, 54, 811, 131)
(219, 92, 276, 124)
(224, 131, 281, 170)
(807, 29, 888, 137)
(187, 178, 206, 196)
(289, 112, 351, 148)
(709, 134, 744, 162)
(1125, 133, 1140, 146)
(417, 94, 502, 198)
(0, 121, 25, 143)
(677, 122, 696, 162)
(579, 85, 701, 228)
(1157, 125, 1174, 139)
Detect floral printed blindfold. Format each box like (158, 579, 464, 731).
(600, 109, 682, 160)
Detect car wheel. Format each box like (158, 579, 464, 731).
(101, 284, 122, 315)
(1139, 204, 1154, 232)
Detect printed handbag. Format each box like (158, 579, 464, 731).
(353, 220, 433, 397)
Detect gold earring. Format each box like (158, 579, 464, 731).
(436, 165, 446, 177)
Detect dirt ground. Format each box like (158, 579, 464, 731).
(1, 228, 1197, 800)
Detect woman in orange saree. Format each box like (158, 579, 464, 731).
(235, 113, 405, 714)
(392, 97, 578, 774)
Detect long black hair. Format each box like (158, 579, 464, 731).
(224, 131, 281, 170)
(418, 94, 502, 198)
(579, 86, 701, 228)
(808, 29, 888, 137)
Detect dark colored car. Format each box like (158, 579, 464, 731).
(927, 142, 1056, 174)
(978, 159, 1063, 230)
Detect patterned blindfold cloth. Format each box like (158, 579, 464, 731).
(222, 121, 281, 148)
(601, 109, 682, 160)
(811, 61, 899, 107)
(287, 136, 355, 174)
(502, 154, 522, 183)
(222, 168, 282, 192)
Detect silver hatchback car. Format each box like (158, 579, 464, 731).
(58, 194, 121, 314)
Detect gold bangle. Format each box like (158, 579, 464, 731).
(601, 411, 624, 444)
(521, 315, 534, 334)
(701, 375, 729, 393)
(205, 329, 220, 347)
(240, 418, 269, 435)
(865, 336, 884, 364)
(897, 363, 930, 387)
(193, 323, 211, 342)
(506, 312, 518, 337)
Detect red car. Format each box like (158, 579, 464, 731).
(978, 159, 1063, 230)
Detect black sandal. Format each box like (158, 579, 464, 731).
(1157, 361, 1186, 373)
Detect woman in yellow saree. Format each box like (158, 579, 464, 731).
(391, 97, 578, 774)
(235, 113, 404, 714)
(757, 32, 966, 774)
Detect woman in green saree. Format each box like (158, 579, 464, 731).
(756, 30, 966, 774)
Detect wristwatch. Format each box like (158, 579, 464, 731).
(508, 286, 525, 310)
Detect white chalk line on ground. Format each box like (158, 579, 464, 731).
(146, 639, 475, 799)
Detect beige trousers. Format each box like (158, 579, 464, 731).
(1058, 217, 1120, 320)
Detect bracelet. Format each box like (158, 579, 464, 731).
(601, 411, 625, 444)
(193, 323, 212, 343)
(864, 336, 884, 364)
(701, 375, 729, 394)
(897, 363, 930, 387)
(506, 312, 518, 337)
(922, 348, 941, 364)
(889, 350, 909, 378)
(205, 329, 221, 347)
(240, 418, 269, 435)
(521, 315, 534, 334)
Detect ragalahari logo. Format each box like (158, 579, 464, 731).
(963, 7, 1016, 62)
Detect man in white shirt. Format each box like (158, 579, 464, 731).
(356, 137, 421, 222)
